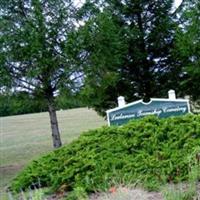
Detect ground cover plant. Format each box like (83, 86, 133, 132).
(10, 114, 200, 199)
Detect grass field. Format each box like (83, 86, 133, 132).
(0, 108, 106, 193)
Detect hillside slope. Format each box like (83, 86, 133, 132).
(0, 108, 106, 191)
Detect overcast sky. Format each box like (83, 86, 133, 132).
(174, 0, 182, 8)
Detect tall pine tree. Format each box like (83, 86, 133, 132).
(78, 0, 184, 115)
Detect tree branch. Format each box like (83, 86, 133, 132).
(6, 62, 38, 89)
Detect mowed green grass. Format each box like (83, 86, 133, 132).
(0, 108, 106, 191)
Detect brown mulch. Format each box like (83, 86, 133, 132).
(89, 187, 164, 200)
(45, 183, 200, 200)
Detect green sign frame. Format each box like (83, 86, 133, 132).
(106, 98, 190, 126)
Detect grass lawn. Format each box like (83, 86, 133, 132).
(0, 108, 106, 193)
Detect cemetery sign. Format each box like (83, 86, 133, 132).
(106, 90, 190, 126)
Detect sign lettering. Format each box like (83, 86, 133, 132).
(107, 99, 190, 126)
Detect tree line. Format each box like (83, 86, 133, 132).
(0, 0, 199, 147)
(0, 90, 84, 116)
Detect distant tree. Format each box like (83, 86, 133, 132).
(0, 89, 84, 117)
(0, 91, 48, 117)
(0, 0, 83, 148)
(175, 0, 200, 101)
(55, 88, 85, 110)
(77, 0, 185, 115)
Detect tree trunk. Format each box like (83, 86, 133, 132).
(48, 102, 62, 148)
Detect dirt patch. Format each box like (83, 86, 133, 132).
(0, 164, 24, 190)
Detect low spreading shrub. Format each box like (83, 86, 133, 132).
(10, 114, 200, 197)
(162, 152, 200, 200)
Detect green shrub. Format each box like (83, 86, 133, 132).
(162, 153, 200, 200)
(10, 114, 200, 198)
(66, 187, 88, 200)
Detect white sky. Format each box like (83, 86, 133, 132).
(174, 0, 183, 8)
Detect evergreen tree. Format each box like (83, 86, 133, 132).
(79, 0, 184, 115)
(175, 0, 200, 101)
(0, 0, 82, 147)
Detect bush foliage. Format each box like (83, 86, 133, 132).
(10, 114, 200, 195)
